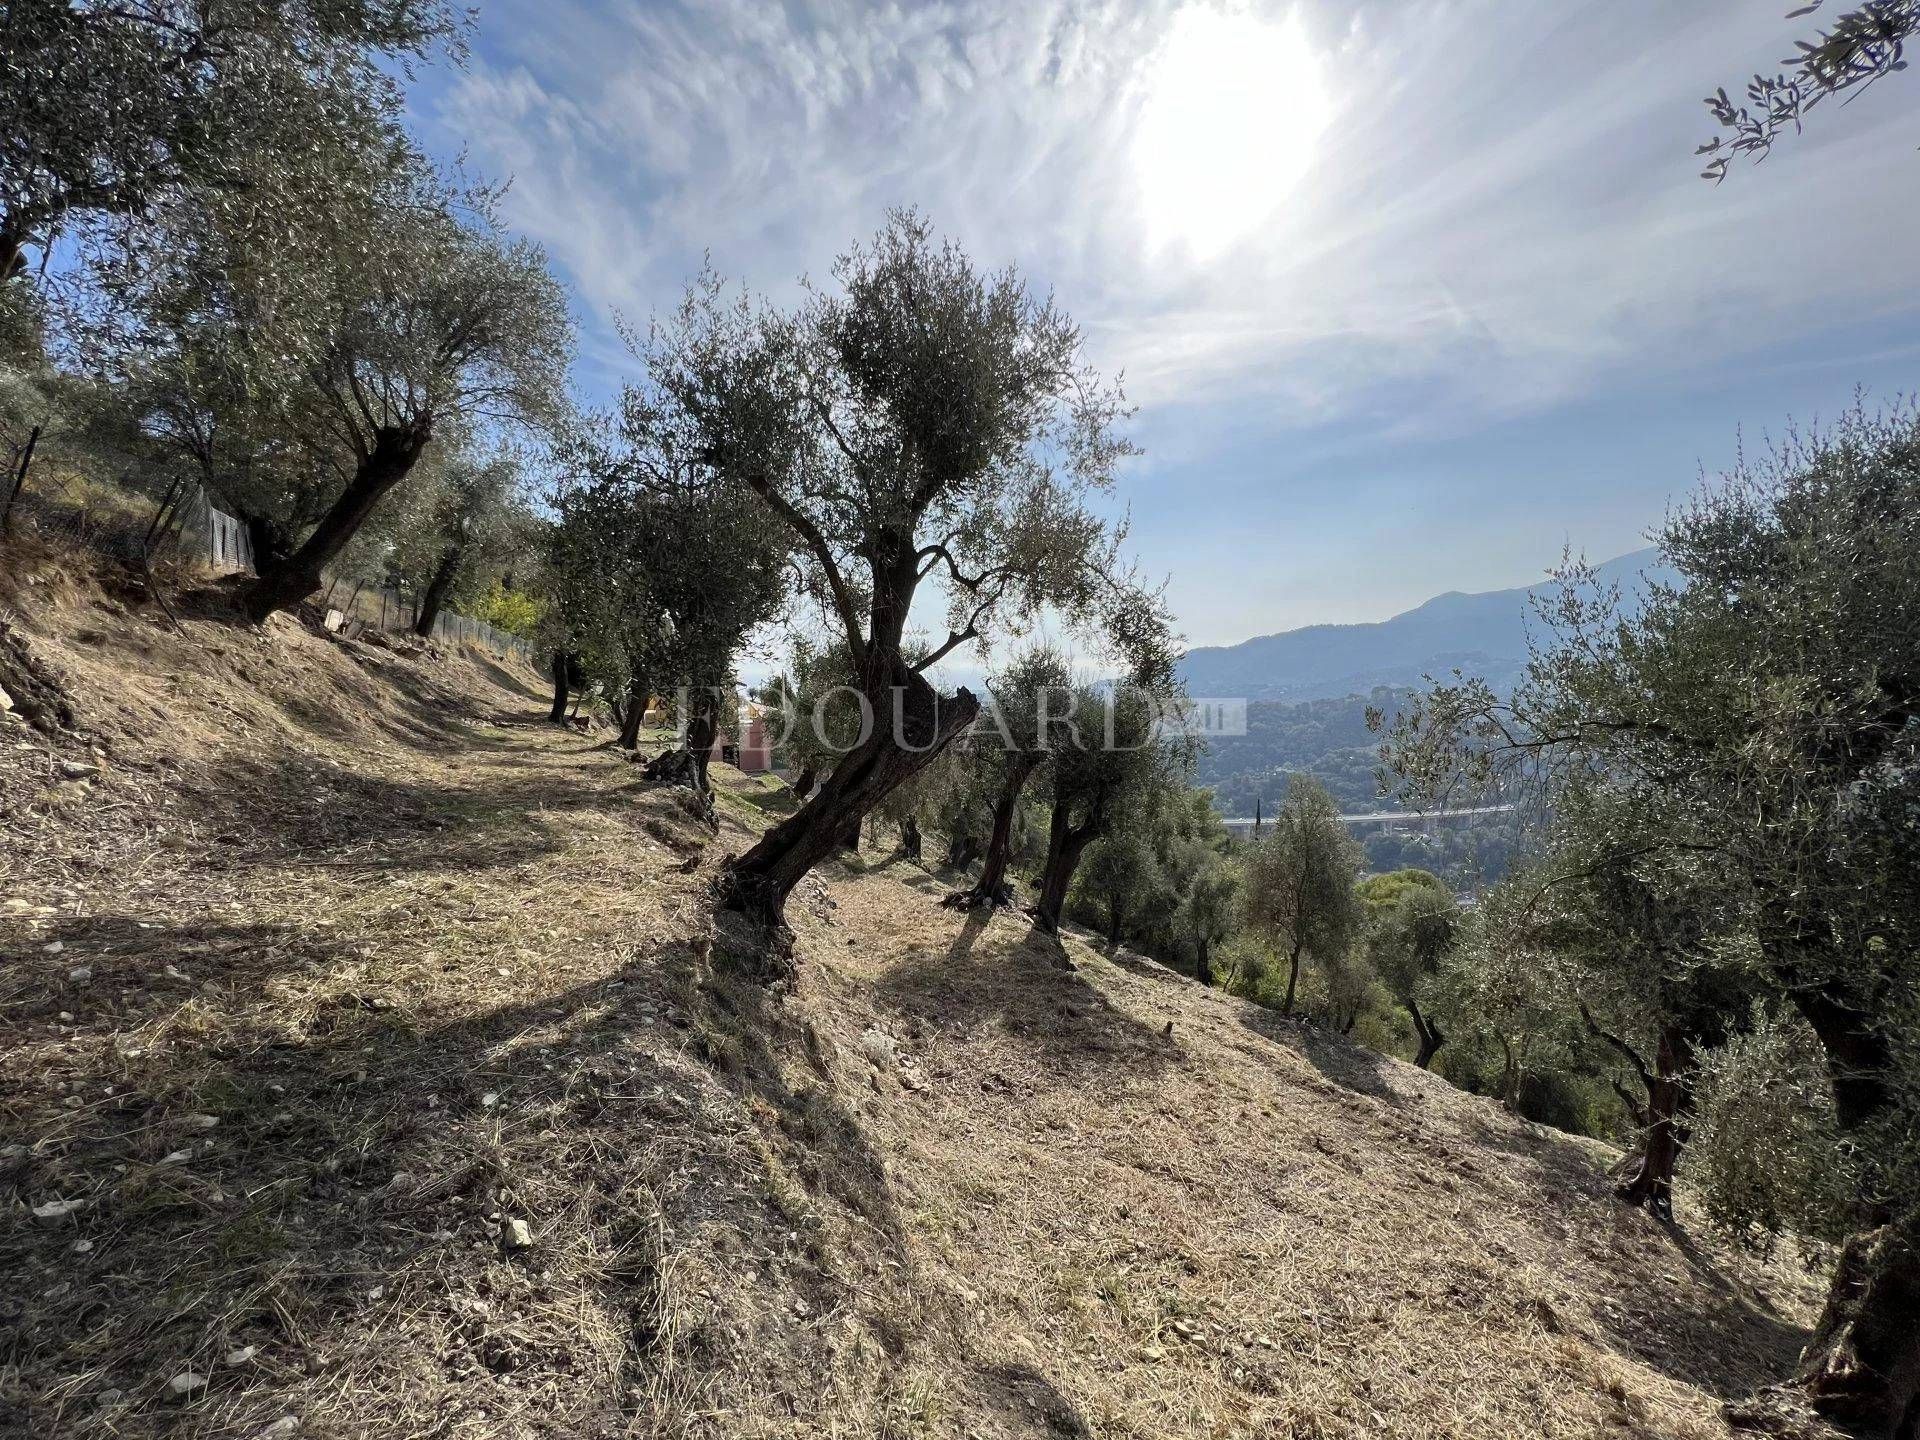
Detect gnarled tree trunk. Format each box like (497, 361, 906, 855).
(1032, 798, 1097, 935)
(413, 541, 465, 638)
(1735, 974, 1920, 1439)
(1195, 934, 1213, 986)
(946, 757, 1035, 909)
(618, 675, 648, 749)
(1409, 998, 1444, 1069)
(244, 423, 430, 623)
(716, 663, 978, 940)
(547, 650, 574, 724)
(1615, 1026, 1693, 1219)
(899, 814, 921, 861)
(688, 691, 718, 792)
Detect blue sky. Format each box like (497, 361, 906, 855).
(409, 0, 1920, 649)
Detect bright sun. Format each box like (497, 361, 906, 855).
(1133, 5, 1332, 259)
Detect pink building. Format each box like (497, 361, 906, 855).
(705, 710, 774, 774)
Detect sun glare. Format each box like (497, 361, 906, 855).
(1133, 5, 1332, 260)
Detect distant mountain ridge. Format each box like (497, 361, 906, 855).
(1179, 548, 1676, 703)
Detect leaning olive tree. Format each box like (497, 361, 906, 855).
(1380, 403, 1920, 1438)
(122, 155, 571, 624)
(650, 212, 1136, 950)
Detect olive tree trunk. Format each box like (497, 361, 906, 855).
(716, 662, 978, 942)
(413, 542, 465, 638)
(1408, 999, 1444, 1069)
(244, 424, 429, 623)
(1281, 937, 1305, 1017)
(1032, 798, 1097, 935)
(946, 757, 1036, 909)
(1614, 1026, 1693, 1219)
(618, 675, 649, 749)
(1729, 963, 1920, 1439)
(2, 424, 41, 535)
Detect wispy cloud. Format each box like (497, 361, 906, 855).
(420, 0, 1920, 640)
(433, 0, 1920, 424)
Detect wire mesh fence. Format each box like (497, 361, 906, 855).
(313, 574, 535, 665)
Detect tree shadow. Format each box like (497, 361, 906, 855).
(1235, 1006, 1401, 1102)
(1439, 1110, 1813, 1402)
(960, 1360, 1095, 1438)
(2, 910, 916, 1435)
(865, 913, 1176, 1087)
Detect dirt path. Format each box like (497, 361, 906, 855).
(0, 588, 1826, 1440)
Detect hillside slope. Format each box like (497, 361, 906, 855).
(1179, 548, 1678, 703)
(1, 555, 1822, 1439)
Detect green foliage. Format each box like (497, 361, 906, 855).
(471, 580, 545, 641)
(550, 341, 791, 715)
(1384, 399, 1920, 1226)
(2, 0, 462, 297)
(1683, 1007, 1855, 1251)
(1237, 777, 1365, 1013)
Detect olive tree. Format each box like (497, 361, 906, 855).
(1361, 870, 1459, 1068)
(396, 449, 530, 638)
(1238, 777, 1365, 1017)
(944, 643, 1073, 909)
(1379, 403, 1920, 1437)
(650, 212, 1137, 948)
(561, 362, 792, 783)
(1031, 684, 1185, 936)
(124, 158, 571, 623)
(1180, 853, 1240, 986)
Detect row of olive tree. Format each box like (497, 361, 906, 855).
(544, 212, 1177, 972)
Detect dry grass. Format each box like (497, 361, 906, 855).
(0, 548, 1824, 1439)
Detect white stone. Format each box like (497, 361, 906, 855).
(31, 1198, 84, 1225)
(252, 1419, 300, 1439)
(165, 1370, 207, 1400)
(503, 1217, 534, 1250)
(224, 1346, 258, 1367)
